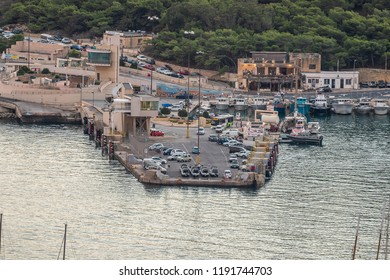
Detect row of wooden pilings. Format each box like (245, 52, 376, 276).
(83, 116, 116, 160)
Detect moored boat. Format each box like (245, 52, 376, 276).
(373, 99, 389, 115)
(310, 93, 331, 116)
(354, 97, 372, 115)
(215, 97, 229, 110)
(233, 96, 248, 111)
(250, 96, 268, 110)
(332, 98, 354, 115)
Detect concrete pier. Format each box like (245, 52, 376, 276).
(115, 151, 264, 188)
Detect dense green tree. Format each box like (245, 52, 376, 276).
(0, 0, 389, 70)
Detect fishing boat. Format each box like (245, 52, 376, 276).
(310, 93, 331, 116)
(273, 93, 287, 116)
(373, 99, 389, 115)
(332, 98, 354, 115)
(215, 96, 229, 110)
(354, 97, 372, 115)
(233, 96, 248, 111)
(287, 118, 323, 146)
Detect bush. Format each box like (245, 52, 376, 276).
(41, 68, 50, 74)
(160, 107, 171, 115)
(202, 111, 210, 118)
(178, 109, 188, 118)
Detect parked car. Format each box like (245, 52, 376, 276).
(197, 127, 205, 135)
(229, 146, 247, 154)
(70, 44, 82, 51)
(230, 160, 240, 169)
(318, 86, 332, 93)
(369, 81, 377, 88)
(215, 125, 224, 133)
(148, 143, 164, 151)
(61, 37, 71, 44)
(177, 154, 192, 162)
(168, 150, 187, 160)
(217, 137, 231, 145)
(208, 134, 218, 142)
(360, 82, 369, 88)
(224, 170, 232, 179)
(143, 64, 155, 71)
(150, 129, 164, 136)
(150, 156, 167, 165)
(192, 146, 200, 154)
(163, 148, 174, 155)
(180, 164, 191, 177)
(164, 64, 173, 71)
(229, 154, 238, 162)
(209, 166, 219, 177)
(137, 54, 148, 61)
(179, 69, 190, 75)
(191, 166, 200, 177)
(200, 167, 209, 177)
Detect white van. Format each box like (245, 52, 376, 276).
(222, 129, 239, 137)
(142, 159, 167, 174)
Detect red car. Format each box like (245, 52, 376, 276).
(179, 69, 190, 75)
(143, 64, 155, 71)
(150, 129, 164, 136)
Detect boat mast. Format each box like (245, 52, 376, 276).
(352, 216, 360, 260)
(0, 213, 2, 256)
(376, 215, 384, 260)
(385, 197, 390, 260)
(63, 224, 67, 260)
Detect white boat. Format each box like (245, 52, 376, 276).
(373, 99, 389, 115)
(354, 97, 372, 115)
(332, 98, 354, 115)
(310, 93, 331, 115)
(250, 96, 268, 110)
(215, 97, 229, 110)
(233, 96, 247, 111)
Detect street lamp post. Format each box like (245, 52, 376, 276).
(184, 30, 194, 139)
(353, 59, 357, 91)
(147, 16, 159, 95)
(195, 51, 204, 165)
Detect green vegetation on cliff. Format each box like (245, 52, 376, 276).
(1, 0, 389, 71)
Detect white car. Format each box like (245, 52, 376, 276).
(215, 125, 223, 133)
(150, 156, 167, 165)
(168, 151, 187, 160)
(197, 127, 205, 135)
(228, 154, 238, 162)
(148, 143, 164, 151)
(224, 170, 232, 179)
(177, 154, 192, 162)
(137, 54, 148, 61)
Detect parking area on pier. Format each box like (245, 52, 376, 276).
(145, 123, 247, 180)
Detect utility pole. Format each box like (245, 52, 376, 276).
(184, 30, 194, 139)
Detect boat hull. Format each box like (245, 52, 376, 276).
(374, 107, 389, 115)
(251, 104, 267, 110)
(234, 105, 247, 111)
(216, 104, 229, 110)
(287, 134, 323, 146)
(311, 106, 331, 116)
(354, 106, 372, 115)
(332, 104, 354, 115)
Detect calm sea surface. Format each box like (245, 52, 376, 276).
(0, 114, 389, 260)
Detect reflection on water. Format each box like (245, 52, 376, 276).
(0, 115, 389, 260)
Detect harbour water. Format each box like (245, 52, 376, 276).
(0, 114, 389, 260)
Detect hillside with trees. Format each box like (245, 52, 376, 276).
(1, 0, 389, 71)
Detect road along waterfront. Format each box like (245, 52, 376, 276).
(0, 114, 390, 259)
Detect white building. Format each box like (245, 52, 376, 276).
(303, 71, 359, 90)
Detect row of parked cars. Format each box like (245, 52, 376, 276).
(180, 164, 219, 178)
(360, 81, 390, 88)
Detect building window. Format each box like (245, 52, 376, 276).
(141, 101, 158, 110)
(345, 79, 352, 85)
(324, 79, 330, 85)
(309, 64, 316, 69)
